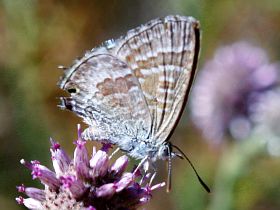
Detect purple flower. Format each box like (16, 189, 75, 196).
(191, 42, 279, 144)
(252, 88, 280, 156)
(16, 125, 164, 210)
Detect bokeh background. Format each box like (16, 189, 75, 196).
(1, 0, 280, 209)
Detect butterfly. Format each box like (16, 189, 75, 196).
(58, 15, 209, 192)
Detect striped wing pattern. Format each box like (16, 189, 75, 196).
(112, 16, 200, 143)
(59, 15, 200, 159)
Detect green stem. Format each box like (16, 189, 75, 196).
(208, 138, 265, 210)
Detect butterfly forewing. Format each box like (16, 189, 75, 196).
(112, 15, 200, 143)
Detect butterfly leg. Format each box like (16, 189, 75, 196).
(133, 156, 149, 176)
(148, 162, 157, 186)
(138, 160, 157, 186)
(131, 157, 159, 187)
(109, 147, 120, 159)
(149, 171, 157, 186)
(139, 172, 151, 185)
(139, 160, 151, 185)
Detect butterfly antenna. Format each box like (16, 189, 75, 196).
(172, 144, 211, 193)
(166, 145, 172, 193)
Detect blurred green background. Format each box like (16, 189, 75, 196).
(0, 0, 280, 209)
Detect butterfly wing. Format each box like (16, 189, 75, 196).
(111, 15, 200, 143)
(59, 49, 152, 146)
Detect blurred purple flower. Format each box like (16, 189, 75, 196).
(191, 42, 279, 144)
(252, 88, 280, 156)
(16, 126, 164, 210)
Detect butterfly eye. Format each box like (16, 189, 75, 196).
(67, 88, 77, 94)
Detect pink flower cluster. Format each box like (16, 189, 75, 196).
(16, 126, 164, 210)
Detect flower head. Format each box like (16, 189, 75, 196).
(16, 126, 164, 210)
(252, 88, 280, 156)
(191, 42, 279, 144)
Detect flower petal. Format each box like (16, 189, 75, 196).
(25, 187, 45, 201)
(16, 197, 43, 210)
(115, 173, 134, 192)
(90, 150, 109, 178)
(110, 155, 129, 176)
(50, 138, 71, 176)
(74, 140, 90, 179)
(95, 183, 116, 198)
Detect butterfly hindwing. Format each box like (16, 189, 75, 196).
(59, 52, 152, 146)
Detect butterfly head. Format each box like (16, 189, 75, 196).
(157, 142, 175, 161)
